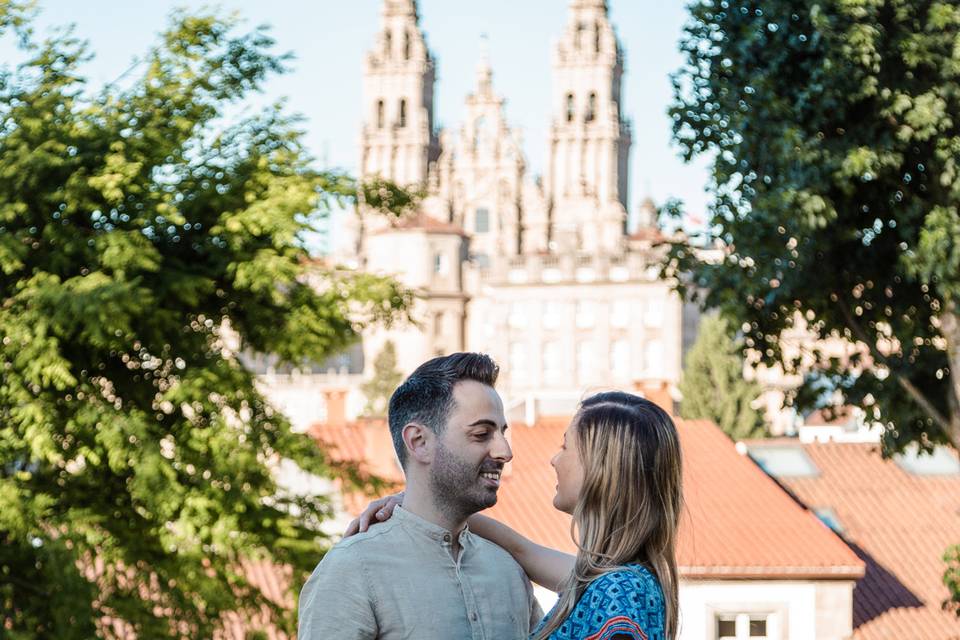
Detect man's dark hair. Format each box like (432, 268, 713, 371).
(388, 352, 499, 468)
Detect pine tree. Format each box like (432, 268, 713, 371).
(0, 5, 411, 637)
(679, 315, 766, 441)
(361, 341, 404, 417)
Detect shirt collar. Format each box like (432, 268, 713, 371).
(394, 505, 473, 545)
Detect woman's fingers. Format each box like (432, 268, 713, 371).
(342, 492, 404, 537)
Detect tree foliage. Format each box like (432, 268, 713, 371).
(680, 314, 766, 441)
(0, 6, 411, 638)
(361, 341, 404, 417)
(668, 0, 960, 454)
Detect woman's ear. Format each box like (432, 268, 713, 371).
(402, 423, 432, 465)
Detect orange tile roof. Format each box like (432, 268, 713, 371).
(486, 418, 863, 578)
(771, 442, 960, 639)
(318, 415, 864, 580)
(676, 419, 863, 579)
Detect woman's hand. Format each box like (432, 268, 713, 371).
(343, 492, 404, 537)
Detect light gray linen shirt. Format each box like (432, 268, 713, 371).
(298, 506, 543, 640)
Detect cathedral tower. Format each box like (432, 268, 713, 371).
(359, 0, 439, 186)
(545, 0, 632, 253)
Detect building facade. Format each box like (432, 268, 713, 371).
(340, 0, 689, 413)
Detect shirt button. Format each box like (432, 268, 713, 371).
(470, 612, 478, 622)
(442, 533, 451, 542)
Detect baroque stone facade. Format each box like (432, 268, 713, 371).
(340, 0, 691, 415)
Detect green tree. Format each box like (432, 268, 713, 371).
(0, 4, 412, 638)
(669, 0, 960, 453)
(680, 314, 766, 440)
(668, 0, 960, 613)
(361, 341, 404, 417)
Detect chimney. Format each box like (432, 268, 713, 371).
(323, 389, 348, 429)
(634, 380, 676, 416)
(359, 417, 405, 482)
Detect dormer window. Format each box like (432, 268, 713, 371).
(585, 92, 596, 122)
(566, 93, 575, 123)
(398, 99, 407, 128)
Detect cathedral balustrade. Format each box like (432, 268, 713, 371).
(475, 250, 664, 285)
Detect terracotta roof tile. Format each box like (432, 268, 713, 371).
(321, 415, 863, 579)
(676, 419, 862, 579)
(770, 442, 960, 639)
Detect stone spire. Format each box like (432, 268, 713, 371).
(475, 33, 493, 97)
(359, 0, 438, 187)
(544, 0, 631, 253)
(383, 0, 418, 18)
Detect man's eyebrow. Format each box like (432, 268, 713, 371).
(466, 419, 508, 431)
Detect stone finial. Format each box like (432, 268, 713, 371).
(475, 34, 494, 97)
(383, 0, 418, 18)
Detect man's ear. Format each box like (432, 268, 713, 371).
(402, 423, 433, 465)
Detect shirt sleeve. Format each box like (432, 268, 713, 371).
(527, 577, 546, 632)
(298, 546, 378, 640)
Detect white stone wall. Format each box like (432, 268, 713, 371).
(679, 579, 855, 640)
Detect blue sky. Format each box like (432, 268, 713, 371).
(3, 1, 711, 244)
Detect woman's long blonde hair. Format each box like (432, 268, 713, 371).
(533, 392, 683, 639)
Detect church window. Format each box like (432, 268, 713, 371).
(376, 100, 384, 129)
(384, 31, 392, 58)
(595, 22, 601, 53)
(576, 22, 586, 49)
(543, 340, 562, 384)
(403, 30, 411, 60)
(575, 301, 595, 328)
(475, 208, 490, 233)
(566, 93, 575, 122)
(434, 252, 449, 275)
(586, 92, 596, 122)
(398, 99, 407, 128)
(611, 340, 630, 379)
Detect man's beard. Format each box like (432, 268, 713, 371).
(429, 439, 501, 522)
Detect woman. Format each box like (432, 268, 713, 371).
(350, 391, 683, 639)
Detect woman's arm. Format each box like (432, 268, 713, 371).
(466, 513, 574, 592)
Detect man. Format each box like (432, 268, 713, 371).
(298, 352, 543, 639)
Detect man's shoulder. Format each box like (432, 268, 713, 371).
(325, 520, 403, 558)
(470, 535, 528, 575)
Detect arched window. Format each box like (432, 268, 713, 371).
(403, 31, 411, 60)
(566, 93, 575, 123)
(398, 99, 407, 128)
(384, 31, 392, 58)
(376, 100, 384, 129)
(586, 92, 596, 122)
(594, 22, 601, 52)
(576, 22, 586, 49)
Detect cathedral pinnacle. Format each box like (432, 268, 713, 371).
(383, 0, 418, 18)
(568, 0, 608, 11)
(475, 34, 494, 97)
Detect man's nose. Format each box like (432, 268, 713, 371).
(491, 431, 513, 463)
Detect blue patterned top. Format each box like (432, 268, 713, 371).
(531, 565, 665, 640)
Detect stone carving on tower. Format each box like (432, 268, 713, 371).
(345, 0, 686, 410)
(432, 40, 526, 261)
(359, 0, 439, 187)
(544, 0, 632, 254)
